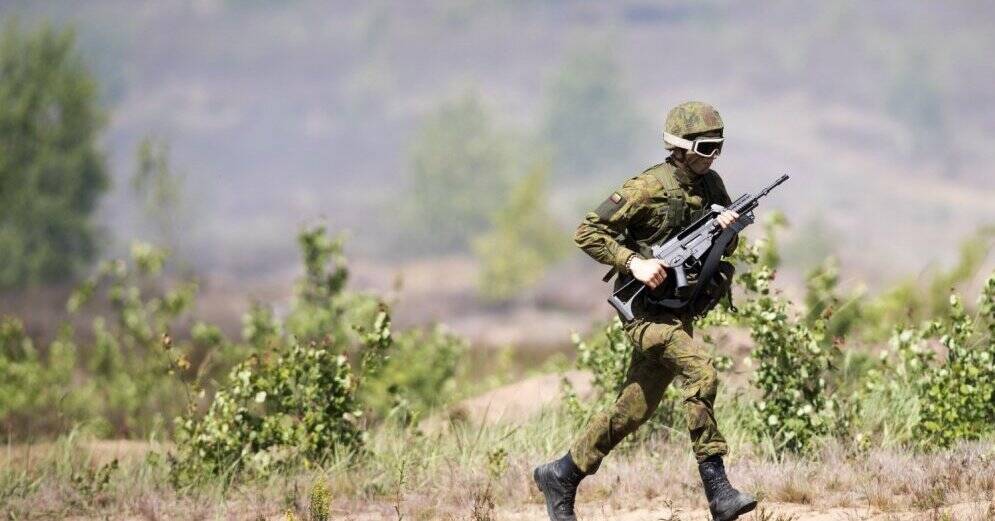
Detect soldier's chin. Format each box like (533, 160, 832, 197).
(690, 161, 712, 174)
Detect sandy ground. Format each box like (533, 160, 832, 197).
(328, 500, 995, 521)
(454, 370, 593, 425)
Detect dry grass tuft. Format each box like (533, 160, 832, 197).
(3, 415, 995, 520)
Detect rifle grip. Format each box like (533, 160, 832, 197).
(673, 266, 688, 288)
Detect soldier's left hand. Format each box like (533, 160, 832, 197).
(716, 209, 740, 229)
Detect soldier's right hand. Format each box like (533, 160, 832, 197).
(630, 257, 668, 289)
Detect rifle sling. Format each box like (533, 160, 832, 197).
(685, 227, 738, 305)
(649, 226, 737, 309)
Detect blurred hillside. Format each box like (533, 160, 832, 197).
(2, 0, 993, 303)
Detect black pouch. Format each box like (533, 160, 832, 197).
(689, 261, 736, 318)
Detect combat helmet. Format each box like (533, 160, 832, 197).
(663, 101, 724, 151)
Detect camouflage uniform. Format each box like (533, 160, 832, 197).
(569, 158, 733, 473)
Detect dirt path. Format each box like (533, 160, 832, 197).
(340, 501, 993, 520)
(502, 501, 992, 520)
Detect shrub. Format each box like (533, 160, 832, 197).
(0, 317, 83, 436)
(168, 330, 377, 484)
(167, 225, 393, 483)
(0, 242, 201, 438)
(864, 274, 995, 449)
(361, 324, 466, 424)
(732, 234, 844, 453)
(284, 227, 369, 344)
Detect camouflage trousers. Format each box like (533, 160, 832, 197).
(570, 310, 728, 473)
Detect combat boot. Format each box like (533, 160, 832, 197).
(533, 452, 586, 521)
(698, 456, 757, 521)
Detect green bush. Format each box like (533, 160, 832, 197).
(361, 324, 466, 424)
(802, 257, 863, 340)
(166, 225, 393, 483)
(167, 224, 473, 483)
(0, 317, 83, 436)
(283, 226, 375, 344)
(0, 219, 472, 477)
(0, 242, 204, 438)
(863, 274, 995, 449)
(168, 330, 378, 484)
(729, 231, 844, 453)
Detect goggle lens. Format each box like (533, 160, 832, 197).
(694, 139, 723, 157)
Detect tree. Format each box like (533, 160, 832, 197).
(402, 91, 523, 254)
(0, 21, 108, 288)
(542, 42, 644, 180)
(473, 163, 568, 302)
(132, 136, 187, 261)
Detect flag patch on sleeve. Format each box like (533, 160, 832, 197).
(595, 192, 626, 219)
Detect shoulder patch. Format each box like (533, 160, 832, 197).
(595, 192, 626, 220)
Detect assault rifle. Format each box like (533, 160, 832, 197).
(609, 174, 789, 321)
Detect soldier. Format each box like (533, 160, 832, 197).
(533, 102, 757, 521)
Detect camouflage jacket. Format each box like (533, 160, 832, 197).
(574, 158, 734, 272)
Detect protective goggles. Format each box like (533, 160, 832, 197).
(663, 132, 725, 158)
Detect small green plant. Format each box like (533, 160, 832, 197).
(69, 459, 118, 509)
(485, 447, 508, 480)
(1, 242, 205, 439)
(802, 256, 863, 340)
(308, 475, 331, 521)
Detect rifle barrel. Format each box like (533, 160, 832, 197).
(732, 174, 789, 213)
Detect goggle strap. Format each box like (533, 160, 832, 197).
(663, 132, 694, 150)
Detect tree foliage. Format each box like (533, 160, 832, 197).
(0, 21, 108, 288)
(542, 42, 643, 180)
(131, 136, 187, 259)
(402, 91, 523, 254)
(473, 163, 568, 302)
